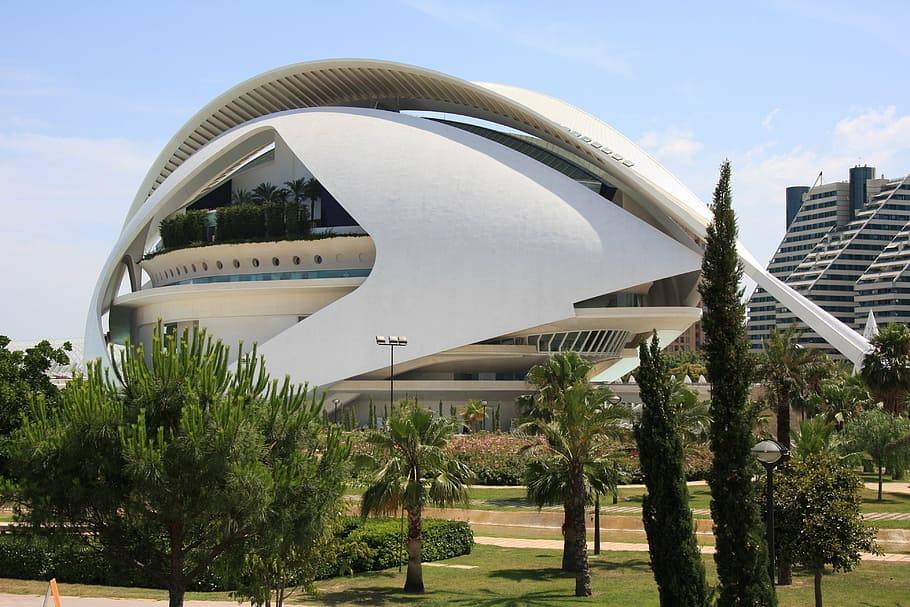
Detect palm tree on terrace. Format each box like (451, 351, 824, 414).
(360, 401, 471, 593)
(251, 182, 289, 204)
(303, 177, 321, 224)
(231, 188, 254, 205)
(284, 178, 308, 204)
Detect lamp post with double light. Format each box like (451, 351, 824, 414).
(751, 439, 788, 587)
(376, 336, 408, 414)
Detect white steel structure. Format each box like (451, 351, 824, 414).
(86, 59, 870, 423)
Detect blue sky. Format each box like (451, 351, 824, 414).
(2, 0, 910, 339)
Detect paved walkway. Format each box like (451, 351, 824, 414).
(0, 595, 241, 606)
(473, 536, 910, 562)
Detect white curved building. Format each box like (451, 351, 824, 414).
(87, 59, 869, 425)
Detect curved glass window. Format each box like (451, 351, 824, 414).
(169, 268, 371, 285)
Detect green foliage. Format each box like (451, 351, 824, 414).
(449, 433, 543, 485)
(360, 401, 472, 593)
(758, 326, 833, 449)
(251, 182, 288, 204)
(0, 336, 70, 479)
(7, 324, 347, 607)
(264, 202, 286, 238)
(809, 370, 873, 425)
(861, 322, 910, 415)
(342, 518, 473, 571)
(635, 334, 707, 606)
(520, 352, 630, 596)
(461, 399, 486, 432)
(843, 408, 910, 500)
(159, 210, 208, 249)
(772, 454, 878, 607)
(699, 160, 776, 606)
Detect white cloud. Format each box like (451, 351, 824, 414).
(0, 133, 155, 339)
(833, 106, 910, 159)
(762, 107, 780, 130)
(638, 128, 704, 166)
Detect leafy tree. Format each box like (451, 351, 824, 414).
(699, 160, 776, 606)
(360, 401, 471, 593)
(251, 182, 289, 205)
(521, 370, 628, 597)
(226, 398, 351, 607)
(8, 326, 342, 607)
(635, 334, 707, 606)
(0, 336, 70, 479)
(284, 178, 309, 204)
(461, 399, 486, 433)
(861, 322, 910, 415)
(791, 416, 844, 460)
(773, 454, 878, 607)
(843, 408, 910, 500)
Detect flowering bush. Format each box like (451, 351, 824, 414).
(446, 433, 545, 485)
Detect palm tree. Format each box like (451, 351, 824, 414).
(360, 401, 471, 593)
(231, 188, 254, 205)
(517, 351, 593, 422)
(670, 379, 710, 445)
(251, 182, 289, 205)
(303, 177, 321, 225)
(521, 378, 629, 597)
(861, 322, 910, 415)
(284, 178, 308, 204)
(809, 372, 872, 427)
(758, 326, 831, 449)
(460, 399, 486, 432)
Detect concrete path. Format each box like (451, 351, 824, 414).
(473, 536, 910, 562)
(0, 595, 241, 606)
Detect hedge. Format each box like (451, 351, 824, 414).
(0, 517, 472, 589)
(159, 209, 208, 249)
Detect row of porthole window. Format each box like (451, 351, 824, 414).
(156, 254, 332, 282)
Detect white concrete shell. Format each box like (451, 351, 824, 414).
(87, 59, 869, 403)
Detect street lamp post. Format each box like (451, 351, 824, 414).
(376, 335, 408, 574)
(594, 394, 624, 556)
(332, 398, 340, 424)
(376, 336, 408, 415)
(751, 439, 788, 587)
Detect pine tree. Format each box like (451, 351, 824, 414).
(635, 333, 707, 606)
(699, 160, 776, 606)
(369, 399, 376, 430)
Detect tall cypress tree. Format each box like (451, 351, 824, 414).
(635, 333, 707, 606)
(699, 160, 776, 606)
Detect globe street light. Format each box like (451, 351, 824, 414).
(751, 439, 788, 587)
(332, 398, 341, 424)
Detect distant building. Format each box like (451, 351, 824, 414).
(747, 166, 910, 355)
(667, 302, 704, 353)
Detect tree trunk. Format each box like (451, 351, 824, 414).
(168, 580, 185, 607)
(814, 566, 823, 607)
(404, 507, 424, 593)
(878, 465, 884, 502)
(561, 505, 576, 572)
(776, 400, 793, 585)
(568, 465, 591, 597)
(168, 527, 185, 607)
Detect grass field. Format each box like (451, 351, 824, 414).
(2, 545, 907, 606)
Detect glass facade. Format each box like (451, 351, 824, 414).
(171, 268, 371, 286)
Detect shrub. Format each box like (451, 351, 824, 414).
(446, 433, 544, 485)
(182, 210, 208, 244)
(264, 202, 286, 238)
(0, 518, 472, 589)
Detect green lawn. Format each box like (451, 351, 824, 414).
(311, 545, 910, 606)
(1, 545, 907, 605)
